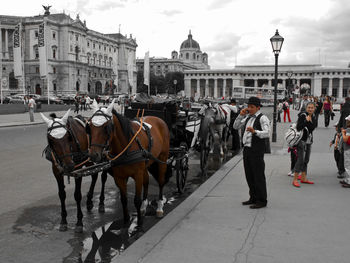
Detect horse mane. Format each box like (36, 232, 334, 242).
(112, 109, 132, 141)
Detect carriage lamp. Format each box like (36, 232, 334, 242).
(270, 29, 284, 143)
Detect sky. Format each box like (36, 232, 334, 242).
(2, 0, 350, 69)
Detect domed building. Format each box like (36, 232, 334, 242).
(136, 31, 210, 77)
(178, 31, 209, 69)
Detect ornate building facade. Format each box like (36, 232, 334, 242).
(136, 31, 210, 76)
(184, 64, 350, 99)
(0, 8, 137, 96)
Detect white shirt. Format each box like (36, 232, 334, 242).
(233, 111, 270, 148)
(28, 98, 36, 109)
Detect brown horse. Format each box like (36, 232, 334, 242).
(86, 100, 170, 227)
(41, 109, 109, 233)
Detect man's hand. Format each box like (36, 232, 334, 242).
(240, 108, 249, 116)
(246, 126, 255, 134)
(306, 115, 311, 122)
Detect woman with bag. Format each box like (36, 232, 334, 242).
(322, 96, 333, 127)
(292, 102, 317, 187)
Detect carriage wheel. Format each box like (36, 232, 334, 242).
(176, 154, 189, 194)
(200, 132, 211, 178)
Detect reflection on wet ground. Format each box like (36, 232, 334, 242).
(66, 153, 231, 263)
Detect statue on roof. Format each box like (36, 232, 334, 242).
(42, 5, 52, 16)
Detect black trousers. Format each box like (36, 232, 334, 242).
(334, 149, 345, 174)
(243, 147, 267, 205)
(324, 110, 331, 127)
(230, 128, 240, 151)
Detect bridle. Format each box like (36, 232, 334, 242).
(86, 109, 114, 153)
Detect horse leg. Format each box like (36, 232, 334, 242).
(54, 172, 68, 231)
(86, 173, 98, 212)
(140, 170, 149, 216)
(156, 160, 168, 218)
(98, 170, 108, 213)
(133, 171, 144, 227)
(74, 177, 84, 233)
(115, 177, 130, 224)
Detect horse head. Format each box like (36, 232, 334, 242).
(86, 99, 115, 163)
(41, 109, 75, 173)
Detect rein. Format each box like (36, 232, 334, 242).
(106, 109, 145, 162)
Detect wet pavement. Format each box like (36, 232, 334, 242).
(0, 121, 232, 263)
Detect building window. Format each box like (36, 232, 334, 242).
(52, 48, 56, 59)
(99, 45, 101, 50)
(94, 73, 97, 77)
(186, 53, 189, 59)
(35, 31, 38, 38)
(77, 69, 80, 75)
(104, 45, 106, 51)
(53, 67, 56, 74)
(53, 83, 57, 91)
(36, 67, 39, 73)
(193, 53, 196, 59)
(76, 35, 79, 41)
(34, 46, 39, 59)
(100, 73, 102, 77)
(109, 47, 111, 52)
(87, 41, 90, 47)
(93, 43, 95, 49)
(114, 48, 116, 52)
(105, 74, 108, 78)
(52, 32, 56, 39)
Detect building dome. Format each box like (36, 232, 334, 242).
(180, 30, 200, 50)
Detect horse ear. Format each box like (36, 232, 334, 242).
(40, 113, 53, 126)
(61, 109, 71, 125)
(92, 99, 98, 112)
(106, 98, 116, 114)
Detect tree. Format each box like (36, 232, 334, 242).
(165, 71, 184, 94)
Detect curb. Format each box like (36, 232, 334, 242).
(114, 153, 243, 263)
(0, 121, 44, 128)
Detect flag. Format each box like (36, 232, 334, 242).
(13, 23, 22, 78)
(143, 51, 150, 87)
(38, 21, 47, 78)
(112, 49, 118, 87)
(127, 50, 134, 89)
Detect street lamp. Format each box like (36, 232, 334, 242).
(270, 29, 284, 143)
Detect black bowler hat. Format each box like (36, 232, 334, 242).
(247, 96, 262, 107)
(230, 98, 236, 104)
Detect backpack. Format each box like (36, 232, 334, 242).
(284, 113, 306, 147)
(282, 102, 288, 111)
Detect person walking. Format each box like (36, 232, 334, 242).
(74, 94, 80, 114)
(322, 96, 333, 127)
(277, 100, 283, 122)
(314, 97, 323, 127)
(283, 99, 291, 122)
(292, 102, 317, 187)
(28, 95, 36, 122)
(233, 96, 270, 209)
(228, 99, 240, 152)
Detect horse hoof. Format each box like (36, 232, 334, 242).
(156, 210, 164, 218)
(59, 224, 68, 232)
(98, 205, 105, 213)
(75, 225, 83, 233)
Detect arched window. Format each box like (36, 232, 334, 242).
(52, 46, 57, 59)
(186, 53, 189, 59)
(193, 53, 196, 60)
(76, 81, 80, 92)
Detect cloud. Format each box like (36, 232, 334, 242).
(207, 0, 234, 10)
(159, 9, 182, 17)
(95, 0, 125, 11)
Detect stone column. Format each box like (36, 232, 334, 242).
(4, 29, 8, 59)
(297, 79, 301, 87)
(205, 79, 209, 97)
(184, 78, 191, 97)
(268, 79, 272, 87)
(0, 28, 2, 57)
(338, 78, 344, 98)
(328, 78, 333, 96)
(214, 78, 218, 98)
(223, 79, 227, 98)
(254, 79, 258, 87)
(312, 77, 322, 97)
(196, 78, 200, 97)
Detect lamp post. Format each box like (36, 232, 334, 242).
(270, 29, 284, 143)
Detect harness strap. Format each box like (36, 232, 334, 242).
(106, 109, 145, 161)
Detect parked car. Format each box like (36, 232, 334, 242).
(37, 96, 63, 104)
(9, 95, 25, 104)
(59, 94, 76, 105)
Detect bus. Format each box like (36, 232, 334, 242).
(232, 86, 285, 105)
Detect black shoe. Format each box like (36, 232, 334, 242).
(250, 203, 267, 209)
(242, 200, 255, 206)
